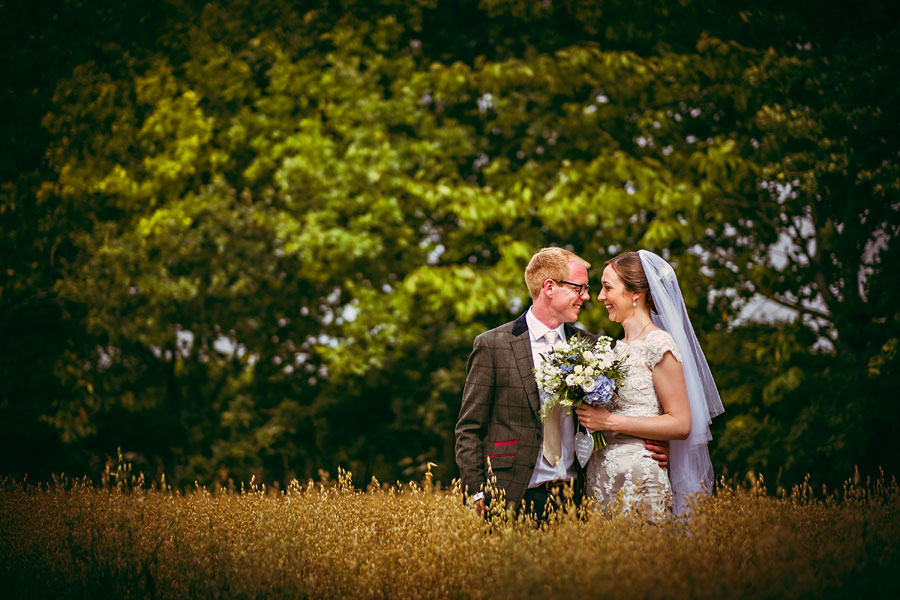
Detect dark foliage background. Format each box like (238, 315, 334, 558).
(1, 0, 898, 489)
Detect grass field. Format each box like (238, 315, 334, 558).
(1, 466, 899, 599)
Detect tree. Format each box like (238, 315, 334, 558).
(3, 0, 898, 487)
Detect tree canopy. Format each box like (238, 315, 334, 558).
(2, 0, 898, 488)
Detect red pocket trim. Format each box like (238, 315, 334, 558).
(493, 440, 518, 446)
(486, 453, 515, 460)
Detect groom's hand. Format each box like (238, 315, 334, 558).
(473, 498, 485, 517)
(645, 439, 669, 468)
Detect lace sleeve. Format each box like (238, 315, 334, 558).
(643, 329, 682, 370)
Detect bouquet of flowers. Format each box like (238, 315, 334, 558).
(534, 335, 628, 451)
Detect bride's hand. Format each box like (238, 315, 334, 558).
(575, 404, 616, 430)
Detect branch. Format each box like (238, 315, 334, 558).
(712, 193, 782, 231)
(807, 201, 839, 310)
(756, 288, 834, 323)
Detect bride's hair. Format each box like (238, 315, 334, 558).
(605, 252, 658, 314)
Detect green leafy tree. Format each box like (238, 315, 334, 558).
(2, 0, 898, 487)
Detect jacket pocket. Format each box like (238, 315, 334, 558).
(484, 439, 518, 470)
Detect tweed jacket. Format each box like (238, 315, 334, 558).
(454, 311, 597, 506)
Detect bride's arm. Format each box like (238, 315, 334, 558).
(575, 351, 692, 440)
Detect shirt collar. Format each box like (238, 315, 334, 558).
(526, 307, 566, 343)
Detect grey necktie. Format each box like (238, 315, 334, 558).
(541, 330, 562, 466)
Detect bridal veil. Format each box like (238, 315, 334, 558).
(638, 249, 725, 514)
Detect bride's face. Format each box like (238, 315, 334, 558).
(597, 265, 633, 323)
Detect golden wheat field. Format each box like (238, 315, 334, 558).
(1, 466, 899, 600)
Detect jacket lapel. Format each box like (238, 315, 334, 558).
(511, 312, 541, 418)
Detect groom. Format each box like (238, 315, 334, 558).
(454, 247, 669, 517)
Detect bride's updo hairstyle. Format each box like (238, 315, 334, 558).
(605, 252, 658, 314)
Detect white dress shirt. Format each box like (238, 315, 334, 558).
(526, 308, 578, 487)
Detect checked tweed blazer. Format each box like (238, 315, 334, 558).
(455, 312, 597, 506)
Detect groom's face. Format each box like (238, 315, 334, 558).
(549, 261, 590, 323)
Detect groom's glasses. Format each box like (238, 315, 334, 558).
(554, 280, 590, 296)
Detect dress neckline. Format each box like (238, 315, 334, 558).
(617, 327, 661, 347)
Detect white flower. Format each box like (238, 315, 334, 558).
(574, 365, 584, 375)
(565, 374, 578, 386)
(583, 351, 594, 361)
(582, 378, 596, 392)
(585, 366, 595, 377)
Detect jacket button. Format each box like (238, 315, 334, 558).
(529, 463, 535, 469)
(536, 431, 540, 439)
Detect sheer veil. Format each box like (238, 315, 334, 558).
(638, 250, 725, 514)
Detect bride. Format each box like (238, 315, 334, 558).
(576, 250, 724, 516)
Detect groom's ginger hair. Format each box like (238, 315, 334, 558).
(525, 247, 590, 300)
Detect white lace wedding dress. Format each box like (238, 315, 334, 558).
(584, 329, 682, 518)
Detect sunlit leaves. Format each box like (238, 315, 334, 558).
(14, 0, 898, 487)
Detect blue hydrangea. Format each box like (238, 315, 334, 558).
(560, 364, 574, 374)
(584, 375, 615, 407)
